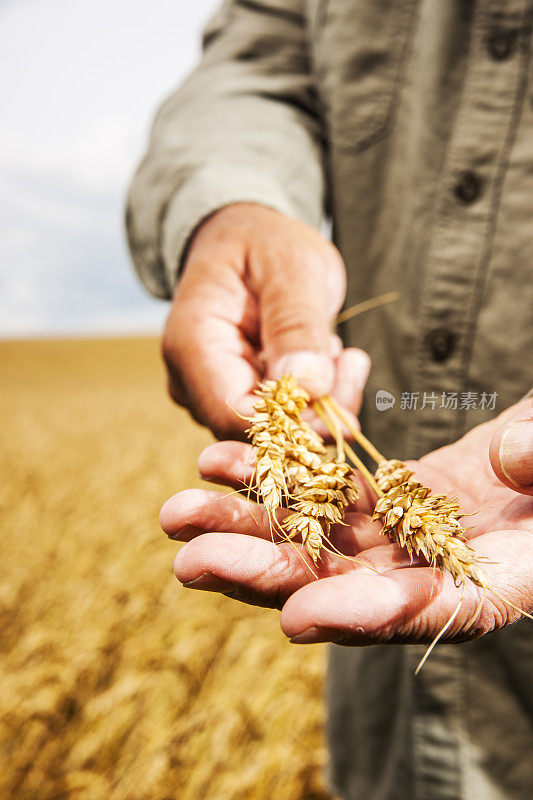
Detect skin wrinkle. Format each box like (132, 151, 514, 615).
(499, 421, 533, 488)
(303, 572, 494, 647)
(198, 442, 254, 485)
(281, 571, 423, 638)
(234, 543, 312, 609)
(490, 404, 533, 498)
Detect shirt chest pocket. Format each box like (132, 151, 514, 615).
(309, 0, 418, 151)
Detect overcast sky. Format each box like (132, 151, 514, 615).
(0, 0, 217, 336)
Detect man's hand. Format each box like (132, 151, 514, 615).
(160, 398, 533, 646)
(161, 203, 370, 439)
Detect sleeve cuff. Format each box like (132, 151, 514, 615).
(161, 164, 300, 290)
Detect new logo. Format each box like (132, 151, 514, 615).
(375, 390, 396, 411)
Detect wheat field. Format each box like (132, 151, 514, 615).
(0, 337, 332, 800)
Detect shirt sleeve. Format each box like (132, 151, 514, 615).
(125, 0, 326, 299)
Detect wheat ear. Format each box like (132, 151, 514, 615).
(246, 377, 360, 564)
(320, 394, 533, 671)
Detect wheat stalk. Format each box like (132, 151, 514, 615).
(313, 400, 381, 495)
(334, 290, 400, 326)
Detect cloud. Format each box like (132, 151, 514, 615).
(0, 0, 216, 336)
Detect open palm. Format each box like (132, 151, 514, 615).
(161, 398, 533, 647)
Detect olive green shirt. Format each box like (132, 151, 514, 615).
(127, 2, 533, 798)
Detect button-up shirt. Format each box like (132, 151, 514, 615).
(127, 2, 533, 798)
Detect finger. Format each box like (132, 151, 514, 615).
(330, 348, 371, 419)
(173, 529, 418, 610)
(197, 440, 377, 514)
(162, 264, 262, 440)
(295, 347, 371, 442)
(164, 321, 259, 440)
(160, 488, 389, 566)
(173, 533, 326, 609)
(281, 529, 533, 645)
(160, 488, 282, 542)
(280, 568, 440, 643)
(253, 331, 344, 394)
(280, 568, 490, 646)
(257, 247, 346, 398)
(489, 405, 533, 496)
(329, 333, 343, 359)
(198, 441, 255, 488)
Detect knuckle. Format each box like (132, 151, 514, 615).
(266, 301, 323, 342)
(304, 238, 344, 278)
(162, 311, 201, 367)
(209, 420, 235, 441)
(160, 329, 175, 364)
(323, 239, 344, 269)
(233, 552, 293, 610)
(166, 376, 187, 409)
(161, 312, 183, 362)
(209, 417, 246, 443)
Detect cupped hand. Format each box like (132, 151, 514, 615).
(161, 203, 370, 439)
(161, 398, 533, 647)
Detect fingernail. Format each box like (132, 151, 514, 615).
(182, 572, 236, 595)
(167, 525, 199, 542)
(290, 627, 323, 644)
(499, 420, 533, 489)
(273, 351, 334, 397)
(289, 626, 339, 645)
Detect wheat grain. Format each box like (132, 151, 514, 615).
(372, 458, 489, 588)
(247, 377, 359, 563)
(283, 460, 360, 563)
(247, 376, 322, 516)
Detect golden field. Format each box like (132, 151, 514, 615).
(0, 337, 331, 800)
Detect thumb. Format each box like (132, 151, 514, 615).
(489, 405, 533, 495)
(258, 249, 346, 398)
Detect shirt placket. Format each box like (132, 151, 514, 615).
(407, 3, 531, 799)
(406, 0, 531, 461)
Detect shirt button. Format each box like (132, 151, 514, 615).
(487, 30, 515, 61)
(453, 170, 481, 204)
(426, 328, 455, 362)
